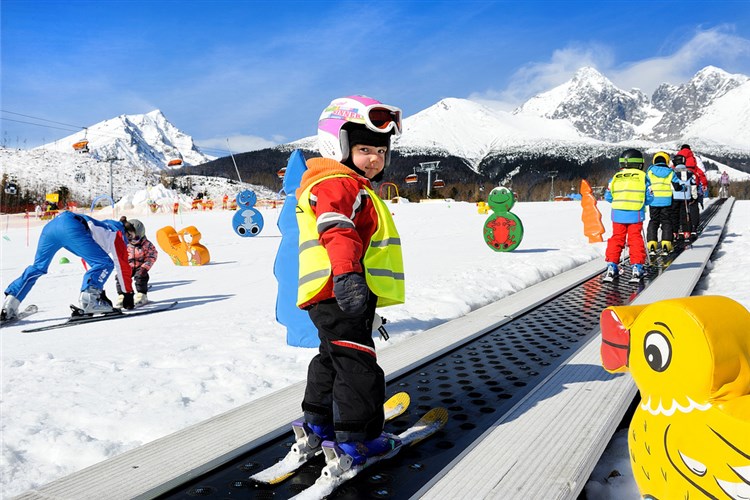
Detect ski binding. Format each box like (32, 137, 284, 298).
(250, 391, 410, 485)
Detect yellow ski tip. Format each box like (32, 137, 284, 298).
(267, 471, 295, 485)
(384, 391, 410, 420)
(421, 407, 449, 428)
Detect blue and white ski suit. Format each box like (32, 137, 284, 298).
(4, 211, 133, 302)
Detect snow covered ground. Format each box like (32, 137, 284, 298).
(1, 196, 748, 498)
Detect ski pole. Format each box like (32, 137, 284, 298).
(683, 197, 690, 234)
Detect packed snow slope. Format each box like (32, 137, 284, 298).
(1, 197, 749, 499)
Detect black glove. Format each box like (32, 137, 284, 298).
(122, 292, 135, 310)
(333, 273, 368, 315)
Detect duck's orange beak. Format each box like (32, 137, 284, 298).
(600, 307, 630, 373)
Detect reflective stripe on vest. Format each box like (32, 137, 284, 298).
(296, 174, 405, 308)
(610, 169, 646, 210)
(647, 171, 673, 199)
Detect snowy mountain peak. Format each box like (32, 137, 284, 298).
(650, 66, 749, 141)
(690, 65, 748, 92)
(514, 66, 649, 142)
(571, 66, 613, 90)
(37, 110, 214, 171)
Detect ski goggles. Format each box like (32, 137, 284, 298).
(363, 104, 403, 136)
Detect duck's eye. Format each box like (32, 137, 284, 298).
(644, 331, 671, 372)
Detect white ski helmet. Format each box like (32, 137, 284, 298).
(317, 95, 402, 167)
(128, 219, 146, 238)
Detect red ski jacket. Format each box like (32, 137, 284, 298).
(677, 147, 707, 190)
(296, 158, 379, 303)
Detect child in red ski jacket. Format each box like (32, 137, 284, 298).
(295, 95, 405, 466)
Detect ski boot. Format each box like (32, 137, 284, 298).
(79, 287, 115, 315)
(647, 241, 658, 255)
(689, 232, 698, 242)
(683, 231, 691, 241)
(1, 294, 20, 321)
(115, 294, 125, 308)
(135, 292, 149, 307)
(290, 420, 334, 460)
(333, 432, 402, 467)
(661, 241, 673, 255)
(630, 264, 644, 283)
(602, 263, 619, 283)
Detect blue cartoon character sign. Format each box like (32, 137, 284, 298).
(232, 190, 264, 237)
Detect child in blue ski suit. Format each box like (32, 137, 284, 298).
(1, 211, 135, 321)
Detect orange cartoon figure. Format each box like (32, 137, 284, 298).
(580, 179, 605, 243)
(155, 225, 210, 266)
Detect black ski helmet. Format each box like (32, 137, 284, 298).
(673, 154, 686, 166)
(618, 148, 644, 170)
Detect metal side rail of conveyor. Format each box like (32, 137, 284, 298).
(13, 198, 734, 500)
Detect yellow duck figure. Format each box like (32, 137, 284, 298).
(600, 296, 750, 500)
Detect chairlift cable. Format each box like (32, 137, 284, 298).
(226, 138, 243, 183)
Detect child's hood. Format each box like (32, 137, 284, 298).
(647, 164, 673, 178)
(296, 157, 369, 198)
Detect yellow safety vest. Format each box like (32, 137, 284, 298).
(647, 170, 674, 199)
(610, 169, 646, 210)
(297, 174, 405, 308)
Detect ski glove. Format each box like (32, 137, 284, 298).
(333, 272, 368, 315)
(122, 292, 135, 310)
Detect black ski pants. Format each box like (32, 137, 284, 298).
(677, 199, 699, 234)
(647, 205, 673, 243)
(671, 200, 681, 235)
(302, 293, 384, 443)
(116, 271, 150, 294)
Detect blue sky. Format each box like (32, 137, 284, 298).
(2, 0, 749, 154)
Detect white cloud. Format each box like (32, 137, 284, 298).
(470, 26, 750, 109)
(468, 43, 613, 109)
(610, 27, 750, 92)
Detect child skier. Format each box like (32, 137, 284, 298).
(645, 151, 682, 255)
(676, 144, 708, 209)
(719, 171, 730, 199)
(603, 149, 653, 282)
(671, 155, 699, 241)
(1, 211, 135, 321)
(116, 218, 158, 307)
(295, 95, 405, 465)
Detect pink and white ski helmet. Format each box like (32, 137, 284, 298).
(317, 95, 402, 167)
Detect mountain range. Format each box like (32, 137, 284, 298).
(2, 66, 749, 208)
